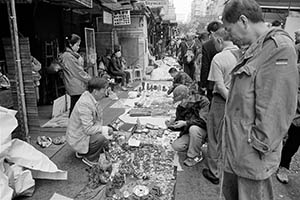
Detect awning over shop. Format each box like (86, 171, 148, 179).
(257, 0, 300, 10)
(44, 0, 93, 8)
(0, 0, 32, 3)
(101, 2, 132, 11)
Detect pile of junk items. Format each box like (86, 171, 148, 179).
(0, 106, 67, 200)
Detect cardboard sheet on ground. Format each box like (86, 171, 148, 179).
(42, 112, 69, 128)
(52, 95, 70, 118)
(50, 193, 73, 200)
(110, 98, 139, 109)
(119, 109, 169, 129)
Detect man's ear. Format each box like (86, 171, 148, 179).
(239, 15, 249, 28)
(217, 38, 223, 45)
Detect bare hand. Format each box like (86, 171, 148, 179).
(173, 120, 186, 128)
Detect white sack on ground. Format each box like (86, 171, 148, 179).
(150, 60, 172, 81)
(0, 170, 13, 200)
(0, 107, 67, 200)
(9, 164, 35, 197)
(0, 106, 18, 158)
(6, 139, 67, 180)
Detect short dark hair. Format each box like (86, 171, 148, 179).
(87, 77, 108, 93)
(222, 0, 264, 24)
(168, 67, 177, 74)
(213, 28, 232, 41)
(207, 21, 223, 33)
(65, 34, 81, 49)
(198, 32, 209, 42)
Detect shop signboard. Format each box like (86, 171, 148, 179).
(138, 0, 167, 8)
(84, 28, 97, 76)
(103, 11, 113, 24)
(113, 10, 131, 26)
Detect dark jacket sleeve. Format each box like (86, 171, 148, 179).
(186, 97, 210, 130)
(200, 42, 210, 87)
(109, 57, 122, 74)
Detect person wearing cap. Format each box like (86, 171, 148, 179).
(108, 45, 131, 91)
(221, 0, 298, 199)
(66, 77, 114, 167)
(167, 84, 209, 167)
(167, 67, 193, 95)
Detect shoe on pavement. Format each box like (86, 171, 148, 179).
(276, 166, 289, 184)
(82, 157, 98, 167)
(183, 154, 203, 167)
(202, 168, 219, 185)
(75, 152, 83, 159)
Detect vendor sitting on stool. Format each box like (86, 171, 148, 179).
(66, 77, 114, 167)
(167, 67, 196, 95)
(166, 84, 209, 167)
(108, 45, 131, 91)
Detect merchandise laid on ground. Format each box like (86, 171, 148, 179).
(76, 78, 182, 200)
(80, 127, 179, 200)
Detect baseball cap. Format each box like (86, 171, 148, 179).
(173, 85, 189, 103)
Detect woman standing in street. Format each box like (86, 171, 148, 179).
(61, 34, 91, 117)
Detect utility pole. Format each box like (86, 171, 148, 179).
(7, 0, 29, 140)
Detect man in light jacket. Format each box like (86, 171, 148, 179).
(66, 77, 113, 167)
(221, 0, 299, 199)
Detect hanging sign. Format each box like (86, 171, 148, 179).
(103, 11, 113, 24)
(113, 10, 131, 26)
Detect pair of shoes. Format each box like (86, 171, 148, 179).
(52, 136, 66, 145)
(36, 136, 52, 148)
(202, 168, 219, 185)
(82, 157, 98, 167)
(183, 154, 203, 167)
(75, 152, 83, 159)
(276, 166, 289, 184)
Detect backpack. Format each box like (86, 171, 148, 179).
(184, 41, 195, 63)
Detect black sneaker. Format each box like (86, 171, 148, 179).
(202, 168, 219, 185)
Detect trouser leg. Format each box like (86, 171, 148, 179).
(85, 133, 109, 162)
(280, 124, 300, 169)
(207, 95, 225, 178)
(223, 171, 238, 200)
(187, 125, 206, 158)
(69, 95, 81, 117)
(171, 134, 189, 152)
(223, 172, 274, 200)
(124, 71, 130, 84)
(238, 175, 274, 200)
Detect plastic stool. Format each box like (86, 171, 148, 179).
(124, 69, 134, 83)
(134, 68, 142, 81)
